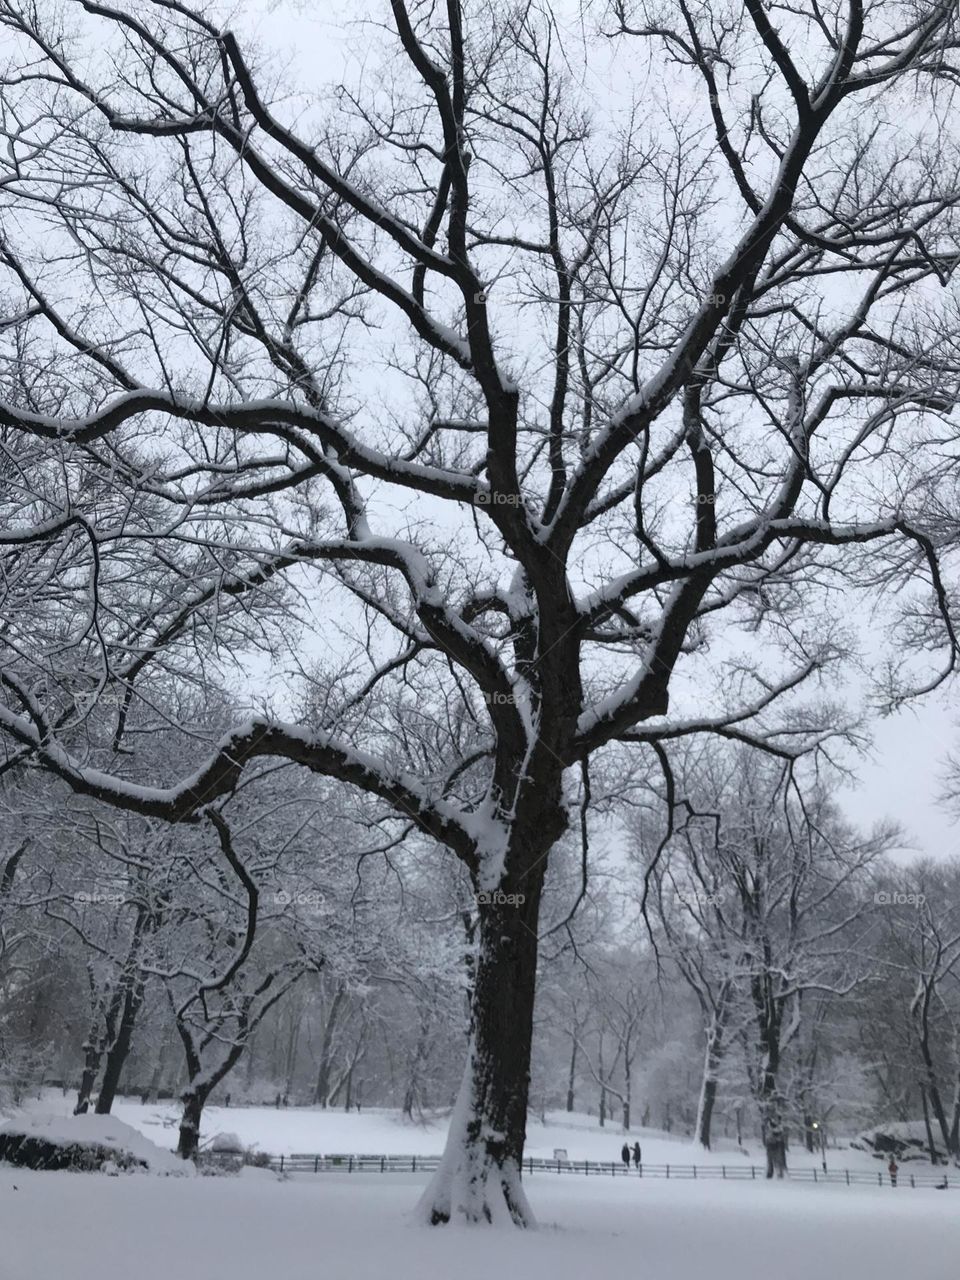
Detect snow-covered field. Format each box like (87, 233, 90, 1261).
(1, 1162, 956, 1280)
(1, 1100, 954, 1279)
(15, 1092, 884, 1172)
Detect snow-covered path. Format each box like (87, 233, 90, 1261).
(1, 1164, 954, 1280)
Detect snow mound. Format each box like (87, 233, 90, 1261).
(0, 1112, 192, 1176)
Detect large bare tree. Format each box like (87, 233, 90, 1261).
(1, 0, 960, 1225)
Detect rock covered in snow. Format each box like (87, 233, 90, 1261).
(850, 1121, 949, 1164)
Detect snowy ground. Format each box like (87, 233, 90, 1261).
(1, 1163, 956, 1280)
(18, 1092, 884, 1172)
(1, 1100, 953, 1279)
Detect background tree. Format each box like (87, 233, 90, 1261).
(636, 745, 891, 1170)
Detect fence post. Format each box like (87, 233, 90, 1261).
(280, 1154, 284, 1173)
(722, 1166, 726, 1180)
(910, 1174, 915, 1188)
(878, 1172, 882, 1186)
(751, 1165, 756, 1180)
(381, 1156, 385, 1173)
(412, 1155, 417, 1173)
(349, 1156, 354, 1173)
(845, 1170, 849, 1185)
(813, 1168, 817, 1183)
(314, 1156, 319, 1173)
(693, 1165, 697, 1179)
(666, 1164, 670, 1179)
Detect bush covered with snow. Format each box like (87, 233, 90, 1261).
(0, 1112, 191, 1175)
(210, 1131, 244, 1154)
(196, 1130, 261, 1176)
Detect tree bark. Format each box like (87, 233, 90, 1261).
(74, 1032, 102, 1115)
(418, 866, 545, 1227)
(917, 1037, 952, 1158)
(697, 1077, 718, 1151)
(403, 1011, 431, 1119)
(694, 1003, 727, 1150)
(283, 1008, 301, 1105)
(598, 1033, 607, 1128)
(314, 982, 346, 1107)
(177, 1087, 207, 1159)
(803, 1113, 815, 1154)
(765, 1117, 787, 1179)
(566, 1034, 577, 1113)
(95, 976, 145, 1114)
(920, 1082, 940, 1165)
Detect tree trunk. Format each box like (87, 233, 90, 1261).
(283, 1008, 301, 1105)
(922, 1068, 951, 1157)
(915, 982, 953, 1157)
(697, 1077, 718, 1150)
(803, 1112, 815, 1154)
(618, 1035, 633, 1133)
(314, 982, 345, 1107)
(762, 1096, 787, 1178)
(694, 1006, 726, 1151)
(920, 1082, 940, 1165)
(417, 868, 544, 1227)
(566, 1034, 577, 1112)
(403, 1011, 432, 1119)
(598, 1034, 607, 1128)
(95, 977, 145, 1114)
(177, 1087, 206, 1160)
(74, 1034, 102, 1115)
(765, 1130, 787, 1177)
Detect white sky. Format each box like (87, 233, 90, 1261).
(839, 694, 960, 863)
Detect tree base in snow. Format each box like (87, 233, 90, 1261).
(416, 1090, 536, 1229)
(417, 1153, 536, 1228)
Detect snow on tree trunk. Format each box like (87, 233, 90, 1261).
(177, 1089, 206, 1160)
(417, 879, 543, 1227)
(762, 1098, 788, 1178)
(695, 1011, 725, 1150)
(74, 1038, 101, 1116)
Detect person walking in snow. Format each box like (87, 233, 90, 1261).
(632, 1142, 642, 1169)
(888, 1156, 899, 1187)
(621, 1142, 631, 1169)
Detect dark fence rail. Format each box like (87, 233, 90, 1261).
(267, 1152, 958, 1189)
